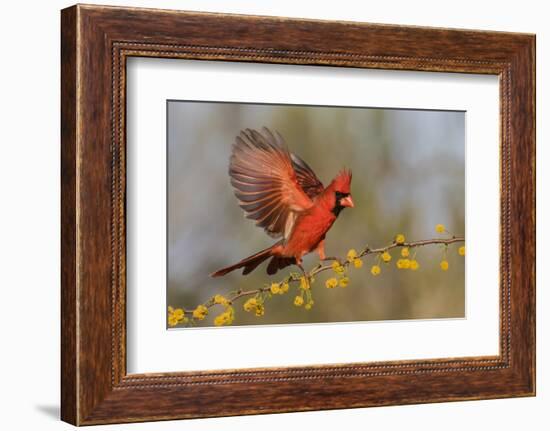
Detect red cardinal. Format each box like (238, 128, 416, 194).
(211, 127, 353, 277)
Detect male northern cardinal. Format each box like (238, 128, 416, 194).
(211, 127, 353, 277)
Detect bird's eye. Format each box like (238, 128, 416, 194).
(335, 191, 349, 200)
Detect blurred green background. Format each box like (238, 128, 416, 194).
(167, 101, 465, 327)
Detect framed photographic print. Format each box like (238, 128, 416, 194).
(61, 4, 535, 425)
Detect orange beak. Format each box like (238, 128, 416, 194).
(340, 195, 354, 208)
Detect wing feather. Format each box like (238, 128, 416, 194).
(229, 127, 314, 239)
(290, 151, 324, 199)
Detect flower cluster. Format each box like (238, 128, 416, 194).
(192, 304, 208, 320)
(332, 261, 345, 275)
(214, 306, 234, 326)
(211, 294, 235, 326)
(380, 242, 418, 272)
(213, 294, 229, 306)
(325, 258, 351, 289)
(167, 306, 187, 327)
(243, 297, 265, 316)
(325, 277, 338, 288)
(347, 249, 363, 269)
(167, 224, 465, 327)
(270, 282, 290, 295)
(293, 296, 304, 306)
(396, 258, 419, 270)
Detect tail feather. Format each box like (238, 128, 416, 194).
(267, 256, 295, 275)
(210, 246, 274, 277)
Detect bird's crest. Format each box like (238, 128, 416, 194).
(331, 169, 352, 194)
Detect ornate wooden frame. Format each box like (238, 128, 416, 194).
(61, 4, 535, 425)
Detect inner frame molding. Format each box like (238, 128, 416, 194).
(61, 4, 534, 425)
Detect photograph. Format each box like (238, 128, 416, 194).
(167, 101, 466, 328)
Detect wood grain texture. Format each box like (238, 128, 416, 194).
(60, 4, 535, 425)
(60, 5, 78, 425)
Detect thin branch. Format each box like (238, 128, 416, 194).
(309, 237, 464, 277)
(179, 235, 465, 316)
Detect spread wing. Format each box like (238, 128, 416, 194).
(290, 152, 324, 199)
(229, 127, 316, 239)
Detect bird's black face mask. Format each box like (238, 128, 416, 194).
(333, 191, 353, 216)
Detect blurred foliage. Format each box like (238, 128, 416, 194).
(167, 102, 465, 328)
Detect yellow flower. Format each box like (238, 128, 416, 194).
(168, 306, 187, 327)
(440, 260, 449, 271)
(395, 234, 405, 244)
(459, 246, 466, 256)
(370, 265, 381, 276)
(280, 282, 290, 293)
(325, 277, 338, 289)
(243, 297, 258, 312)
(270, 282, 281, 295)
(243, 298, 264, 316)
(192, 304, 208, 320)
(410, 259, 419, 271)
(348, 250, 363, 269)
(396, 259, 411, 269)
(300, 276, 310, 290)
(305, 302, 313, 310)
(435, 224, 446, 234)
(401, 247, 410, 257)
(214, 307, 234, 326)
(168, 314, 179, 327)
(339, 277, 350, 288)
(294, 295, 304, 307)
(213, 294, 229, 306)
(331, 261, 345, 275)
(213, 313, 227, 326)
(381, 251, 392, 263)
(347, 249, 358, 262)
(254, 304, 265, 317)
